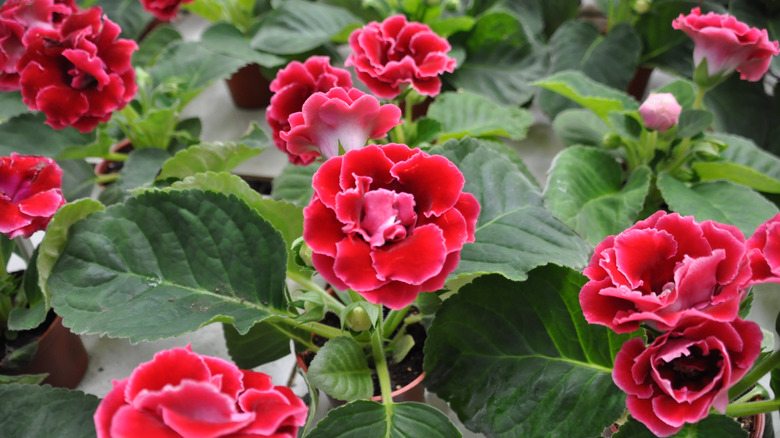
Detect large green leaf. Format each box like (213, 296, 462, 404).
(534, 70, 639, 121)
(308, 336, 374, 402)
(657, 171, 779, 236)
(97, 148, 170, 205)
(200, 22, 286, 68)
(551, 108, 611, 147)
(0, 113, 95, 158)
(430, 138, 592, 281)
(424, 269, 629, 437)
(0, 91, 30, 122)
(0, 384, 99, 438)
(251, 0, 361, 55)
(157, 141, 263, 181)
(544, 147, 652, 245)
(536, 22, 641, 118)
(613, 414, 748, 438)
(271, 162, 321, 207)
(698, 132, 780, 193)
(306, 400, 461, 438)
(132, 25, 183, 69)
(223, 317, 309, 369)
(48, 190, 288, 341)
(426, 91, 534, 142)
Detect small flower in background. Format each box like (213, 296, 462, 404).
(673, 7, 779, 83)
(303, 143, 480, 309)
(612, 318, 762, 437)
(0, 154, 66, 239)
(579, 211, 751, 333)
(346, 14, 456, 99)
(0, 0, 78, 91)
(638, 93, 682, 133)
(94, 346, 308, 438)
(745, 212, 780, 285)
(280, 87, 402, 164)
(16, 6, 138, 133)
(139, 0, 195, 22)
(266, 56, 353, 165)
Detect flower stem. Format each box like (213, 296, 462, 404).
(693, 86, 707, 110)
(382, 306, 410, 337)
(287, 271, 345, 312)
(371, 326, 394, 406)
(392, 124, 406, 145)
(95, 172, 120, 185)
(725, 398, 780, 417)
(729, 349, 780, 400)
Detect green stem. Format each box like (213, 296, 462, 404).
(371, 327, 394, 407)
(693, 86, 707, 110)
(95, 172, 120, 185)
(382, 306, 410, 337)
(104, 152, 129, 162)
(725, 398, 780, 417)
(13, 237, 34, 263)
(391, 124, 406, 145)
(275, 316, 344, 342)
(287, 271, 345, 312)
(729, 349, 780, 400)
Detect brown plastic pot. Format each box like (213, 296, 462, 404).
(225, 63, 273, 110)
(1, 315, 88, 389)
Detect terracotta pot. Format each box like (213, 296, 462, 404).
(225, 63, 273, 110)
(1, 315, 88, 389)
(94, 139, 133, 186)
(626, 66, 654, 101)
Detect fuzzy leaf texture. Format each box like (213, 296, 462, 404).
(426, 91, 534, 142)
(0, 384, 100, 438)
(47, 189, 288, 342)
(424, 267, 631, 438)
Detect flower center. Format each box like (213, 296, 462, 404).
(352, 188, 416, 248)
(657, 345, 723, 392)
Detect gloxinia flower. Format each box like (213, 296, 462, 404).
(303, 144, 480, 309)
(267, 56, 353, 165)
(17, 6, 137, 133)
(638, 93, 682, 133)
(613, 318, 761, 437)
(673, 7, 779, 82)
(279, 87, 402, 164)
(745, 213, 780, 285)
(579, 211, 751, 333)
(0, 154, 66, 239)
(94, 346, 308, 438)
(345, 14, 456, 99)
(0, 0, 77, 91)
(140, 0, 195, 21)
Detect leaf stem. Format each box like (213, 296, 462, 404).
(693, 86, 707, 110)
(287, 271, 345, 312)
(729, 349, 780, 400)
(95, 173, 120, 185)
(382, 305, 410, 338)
(371, 326, 394, 407)
(725, 398, 780, 417)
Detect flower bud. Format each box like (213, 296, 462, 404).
(633, 0, 651, 14)
(601, 132, 622, 149)
(638, 93, 682, 133)
(345, 306, 373, 332)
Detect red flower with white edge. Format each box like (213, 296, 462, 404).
(94, 346, 308, 438)
(345, 14, 456, 99)
(579, 211, 751, 333)
(673, 7, 779, 82)
(745, 213, 780, 285)
(303, 144, 480, 309)
(279, 87, 401, 164)
(140, 0, 194, 21)
(0, 0, 77, 91)
(266, 56, 352, 165)
(612, 318, 761, 437)
(17, 6, 137, 133)
(0, 154, 66, 239)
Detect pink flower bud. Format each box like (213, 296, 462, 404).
(638, 93, 682, 133)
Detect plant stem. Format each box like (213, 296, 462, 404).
(693, 86, 707, 110)
(95, 173, 120, 185)
(392, 124, 406, 145)
(382, 306, 410, 337)
(725, 398, 780, 417)
(729, 349, 780, 400)
(274, 316, 344, 342)
(287, 271, 345, 312)
(13, 237, 34, 263)
(371, 326, 394, 407)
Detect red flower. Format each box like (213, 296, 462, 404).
(17, 6, 137, 133)
(0, 0, 77, 91)
(745, 213, 780, 285)
(673, 7, 779, 82)
(139, 0, 194, 22)
(612, 318, 761, 437)
(579, 211, 751, 333)
(345, 14, 456, 99)
(279, 87, 401, 164)
(266, 56, 352, 165)
(94, 346, 308, 438)
(303, 144, 480, 309)
(0, 153, 66, 239)
(638, 93, 682, 133)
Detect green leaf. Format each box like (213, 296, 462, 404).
(552, 108, 611, 147)
(676, 109, 713, 139)
(426, 91, 534, 142)
(0, 384, 100, 438)
(0, 373, 48, 385)
(534, 70, 639, 120)
(306, 400, 461, 438)
(424, 269, 628, 437)
(0, 113, 95, 159)
(704, 75, 777, 150)
(157, 141, 263, 181)
(98, 148, 170, 205)
(133, 25, 183, 68)
(657, 171, 779, 236)
(0, 91, 30, 122)
(37, 199, 106, 309)
(223, 318, 309, 369)
(544, 147, 652, 245)
(308, 336, 374, 401)
(655, 79, 697, 109)
(693, 161, 780, 194)
(48, 190, 288, 341)
(430, 138, 592, 281)
(251, 0, 361, 55)
(536, 22, 641, 118)
(271, 162, 321, 207)
(704, 132, 780, 193)
(613, 414, 748, 438)
(7, 301, 47, 332)
(200, 22, 286, 68)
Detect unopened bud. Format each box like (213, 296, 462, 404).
(633, 0, 651, 14)
(602, 132, 622, 149)
(638, 93, 682, 133)
(345, 306, 372, 332)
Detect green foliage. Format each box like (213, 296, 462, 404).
(308, 336, 374, 401)
(613, 414, 748, 438)
(534, 70, 639, 120)
(426, 91, 534, 142)
(0, 384, 100, 438)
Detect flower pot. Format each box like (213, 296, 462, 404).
(626, 66, 654, 101)
(225, 63, 273, 110)
(1, 315, 88, 389)
(94, 139, 133, 187)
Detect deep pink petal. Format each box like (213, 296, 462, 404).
(332, 236, 385, 290)
(625, 396, 682, 437)
(94, 379, 130, 438)
(238, 386, 308, 435)
(109, 405, 181, 438)
(391, 151, 464, 216)
(125, 347, 211, 402)
(371, 224, 446, 284)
